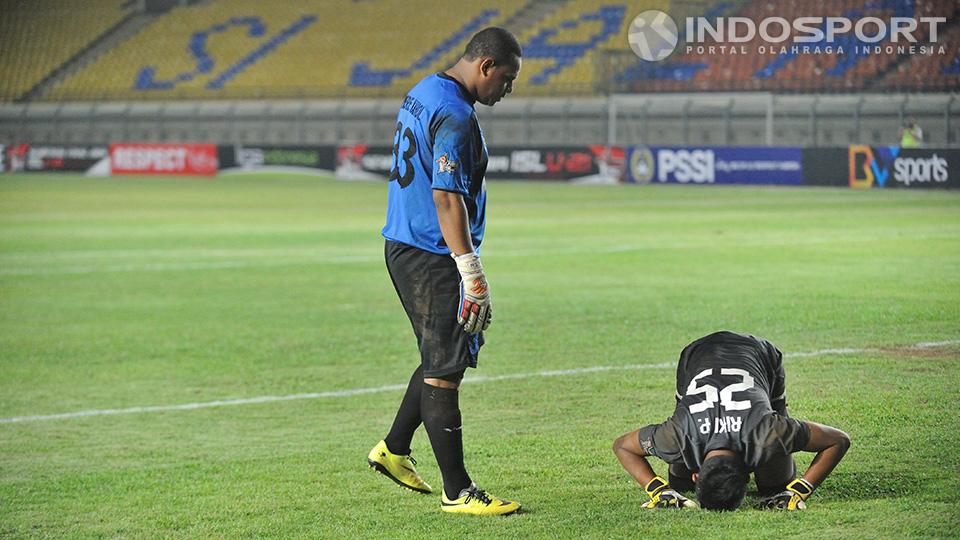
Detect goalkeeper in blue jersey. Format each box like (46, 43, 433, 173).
(613, 331, 851, 511)
(366, 27, 522, 516)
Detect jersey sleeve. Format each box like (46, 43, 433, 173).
(430, 104, 475, 195)
(749, 414, 811, 466)
(757, 336, 786, 403)
(638, 418, 686, 465)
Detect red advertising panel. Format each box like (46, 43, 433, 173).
(109, 143, 218, 176)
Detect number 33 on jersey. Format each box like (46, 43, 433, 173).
(382, 73, 490, 256)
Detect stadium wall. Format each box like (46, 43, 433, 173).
(1, 93, 956, 149)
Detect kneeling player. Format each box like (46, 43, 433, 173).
(613, 331, 850, 511)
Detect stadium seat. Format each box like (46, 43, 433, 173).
(0, 0, 130, 101)
(511, 1, 674, 96)
(619, 0, 959, 93)
(46, 0, 521, 101)
(2, 0, 957, 101)
(879, 20, 960, 92)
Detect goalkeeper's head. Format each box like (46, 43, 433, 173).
(696, 453, 749, 511)
(453, 27, 522, 107)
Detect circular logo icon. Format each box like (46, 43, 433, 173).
(628, 10, 678, 62)
(629, 147, 654, 184)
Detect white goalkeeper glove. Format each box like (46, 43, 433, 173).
(452, 252, 491, 334)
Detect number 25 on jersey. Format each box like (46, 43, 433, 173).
(685, 368, 756, 414)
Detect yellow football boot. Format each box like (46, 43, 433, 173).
(440, 483, 520, 516)
(367, 440, 432, 494)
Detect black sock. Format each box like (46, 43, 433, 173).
(384, 365, 423, 456)
(421, 383, 471, 499)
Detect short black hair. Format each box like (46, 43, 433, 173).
(696, 454, 749, 511)
(463, 27, 522, 64)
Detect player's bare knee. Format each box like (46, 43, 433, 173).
(612, 433, 635, 455)
(838, 430, 851, 452)
(612, 434, 625, 454)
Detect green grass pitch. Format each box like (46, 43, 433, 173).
(1, 173, 958, 538)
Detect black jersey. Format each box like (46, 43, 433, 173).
(639, 331, 810, 471)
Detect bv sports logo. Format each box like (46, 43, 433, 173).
(849, 145, 899, 188)
(852, 146, 952, 188)
(848, 145, 952, 188)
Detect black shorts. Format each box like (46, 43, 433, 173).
(385, 240, 483, 378)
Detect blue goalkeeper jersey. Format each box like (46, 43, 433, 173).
(382, 73, 488, 255)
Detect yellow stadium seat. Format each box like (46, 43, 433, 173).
(0, 0, 129, 101)
(49, 0, 523, 100)
(509, 1, 670, 97)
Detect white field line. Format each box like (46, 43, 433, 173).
(2, 231, 957, 277)
(0, 259, 371, 276)
(2, 340, 957, 425)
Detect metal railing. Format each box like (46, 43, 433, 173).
(1, 93, 956, 148)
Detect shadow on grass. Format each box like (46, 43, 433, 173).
(666, 469, 918, 510)
(814, 470, 920, 500)
(738, 470, 919, 504)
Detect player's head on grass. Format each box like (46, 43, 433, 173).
(696, 451, 749, 511)
(449, 27, 521, 107)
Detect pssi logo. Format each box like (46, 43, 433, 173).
(848, 145, 899, 188)
(658, 148, 715, 183)
(630, 146, 655, 183)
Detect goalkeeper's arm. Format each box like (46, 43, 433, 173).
(613, 430, 696, 509)
(799, 421, 851, 488)
(434, 189, 474, 261)
(434, 189, 491, 334)
(762, 421, 850, 510)
(613, 430, 658, 488)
